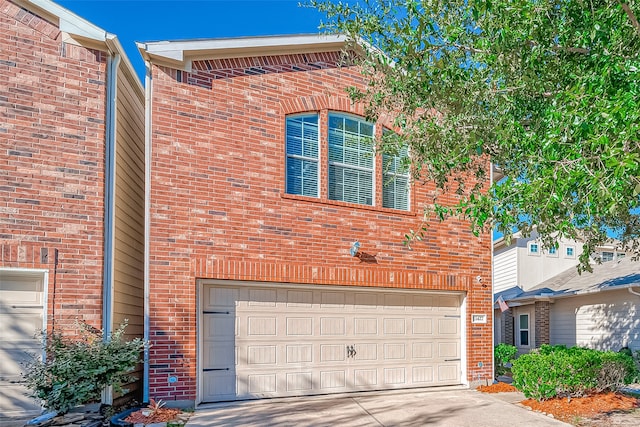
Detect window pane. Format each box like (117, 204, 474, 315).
(286, 115, 319, 197)
(520, 331, 529, 346)
(328, 113, 374, 206)
(519, 314, 529, 330)
(382, 145, 409, 210)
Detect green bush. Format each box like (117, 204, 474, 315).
(511, 345, 639, 400)
(494, 343, 518, 376)
(23, 321, 145, 414)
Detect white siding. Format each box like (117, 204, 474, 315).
(493, 248, 518, 293)
(550, 290, 640, 351)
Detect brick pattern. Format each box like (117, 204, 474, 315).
(535, 301, 550, 347)
(0, 0, 107, 333)
(148, 49, 493, 401)
(183, 52, 345, 89)
(502, 309, 515, 346)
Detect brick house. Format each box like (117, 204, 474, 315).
(0, 0, 144, 416)
(138, 34, 492, 407)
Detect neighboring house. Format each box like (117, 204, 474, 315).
(495, 258, 640, 354)
(138, 35, 493, 407)
(0, 0, 144, 417)
(494, 230, 628, 294)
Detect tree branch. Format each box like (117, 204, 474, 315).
(620, 2, 640, 36)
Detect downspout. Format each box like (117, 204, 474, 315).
(102, 50, 120, 405)
(490, 163, 495, 381)
(142, 57, 152, 404)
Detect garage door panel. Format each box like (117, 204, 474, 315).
(286, 290, 313, 307)
(320, 344, 345, 362)
(202, 285, 462, 402)
(412, 318, 433, 334)
(286, 372, 313, 391)
(354, 293, 377, 309)
(412, 366, 434, 383)
(286, 344, 312, 363)
(437, 364, 459, 382)
(412, 342, 434, 359)
(204, 287, 237, 310)
(248, 289, 277, 306)
(286, 317, 313, 335)
(354, 369, 377, 387)
(247, 317, 276, 336)
(354, 317, 377, 335)
(383, 318, 405, 334)
(321, 292, 345, 308)
(384, 343, 406, 360)
(384, 367, 406, 385)
(1, 272, 44, 416)
(320, 370, 346, 389)
(320, 317, 345, 335)
(438, 318, 459, 334)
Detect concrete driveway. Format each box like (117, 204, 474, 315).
(187, 387, 569, 427)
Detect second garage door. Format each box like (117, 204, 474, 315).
(201, 283, 462, 402)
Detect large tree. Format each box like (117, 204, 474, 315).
(310, 0, 640, 270)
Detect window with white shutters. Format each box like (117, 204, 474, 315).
(327, 113, 374, 206)
(286, 114, 319, 197)
(382, 145, 409, 210)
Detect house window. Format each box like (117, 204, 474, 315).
(617, 253, 626, 259)
(528, 242, 539, 255)
(382, 145, 409, 210)
(565, 246, 575, 258)
(286, 115, 319, 197)
(601, 251, 614, 262)
(519, 313, 530, 347)
(328, 113, 374, 206)
(548, 246, 556, 255)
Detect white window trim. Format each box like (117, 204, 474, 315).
(516, 309, 533, 349)
(327, 112, 376, 206)
(382, 148, 410, 211)
(285, 113, 320, 198)
(564, 245, 576, 259)
(528, 241, 540, 256)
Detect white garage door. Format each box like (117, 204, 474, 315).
(201, 284, 462, 402)
(0, 271, 45, 416)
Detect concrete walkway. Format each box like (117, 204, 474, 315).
(188, 387, 569, 427)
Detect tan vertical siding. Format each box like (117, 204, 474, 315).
(113, 62, 144, 398)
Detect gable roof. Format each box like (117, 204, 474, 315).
(496, 258, 640, 307)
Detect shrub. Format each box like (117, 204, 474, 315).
(23, 321, 145, 414)
(511, 344, 639, 400)
(494, 343, 518, 376)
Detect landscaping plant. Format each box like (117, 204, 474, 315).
(494, 343, 518, 376)
(511, 345, 638, 400)
(23, 320, 145, 414)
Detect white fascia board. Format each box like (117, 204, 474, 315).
(139, 34, 349, 71)
(26, 0, 107, 41)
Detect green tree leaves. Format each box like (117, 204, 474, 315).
(310, 0, 640, 268)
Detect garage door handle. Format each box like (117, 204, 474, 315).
(203, 311, 230, 314)
(203, 368, 230, 372)
(444, 358, 461, 362)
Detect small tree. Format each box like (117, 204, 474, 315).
(23, 321, 145, 414)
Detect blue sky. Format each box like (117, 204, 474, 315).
(57, 1, 328, 81)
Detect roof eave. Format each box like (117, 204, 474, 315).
(137, 34, 350, 71)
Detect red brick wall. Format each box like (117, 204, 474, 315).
(148, 50, 493, 401)
(0, 0, 107, 333)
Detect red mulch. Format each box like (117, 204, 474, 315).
(124, 407, 181, 424)
(521, 392, 639, 424)
(477, 382, 519, 393)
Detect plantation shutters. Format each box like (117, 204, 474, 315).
(286, 115, 319, 197)
(328, 114, 375, 206)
